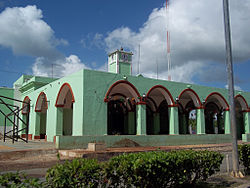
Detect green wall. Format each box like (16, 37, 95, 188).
(15, 68, 250, 144)
(56, 134, 232, 150)
(21, 71, 84, 141)
(0, 87, 14, 127)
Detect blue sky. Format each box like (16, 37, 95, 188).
(0, 0, 250, 92)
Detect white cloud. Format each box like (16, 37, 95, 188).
(61, 55, 88, 76)
(0, 5, 86, 77)
(103, 0, 250, 84)
(0, 5, 63, 58)
(225, 84, 242, 91)
(32, 55, 89, 78)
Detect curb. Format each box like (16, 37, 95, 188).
(0, 149, 58, 161)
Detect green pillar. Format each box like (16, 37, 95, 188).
(21, 114, 27, 134)
(224, 110, 231, 134)
(72, 102, 83, 136)
(242, 112, 250, 142)
(243, 112, 250, 134)
(169, 106, 179, 135)
(136, 103, 146, 135)
(196, 108, 205, 134)
(56, 108, 63, 135)
(34, 112, 41, 136)
(153, 112, 160, 134)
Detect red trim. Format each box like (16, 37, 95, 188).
(137, 101, 146, 105)
(178, 88, 202, 107)
(146, 85, 175, 105)
(104, 80, 140, 102)
(168, 104, 178, 107)
(35, 92, 48, 112)
(242, 109, 250, 113)
(224, 108, 230, 111)
(22, 96, 30, 114)
(34, 135, 40, 139)
(196, 106, 204, 109)
(53, 136, 57, 144)
(55, 83, 75, 107)
(45, 135, 47, 142)
(235, 94, 249, 110)
(205, 92, 229, 109)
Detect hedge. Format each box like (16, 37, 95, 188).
(0, 150, 224, 188)
(104, 150, 223, 187)
(46, 150, 223, 187)
(0, 172, 44, 188)
(239, 144, 250, 175)
(46, 158, 101, 188)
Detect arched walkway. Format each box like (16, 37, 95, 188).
(22, 96, 30, 115)
(104, 80, 140, 135)
(35, 92, 48, 139)
(146, 85, 175, 135)
(178, 89, 202, 134)
(21, 96, 30, 137)
(235, 95, 248, 139)
(55, 83, 75, 136)
(204, 92, 229, 134)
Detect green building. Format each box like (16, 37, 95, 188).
(1, 48, 250, 149)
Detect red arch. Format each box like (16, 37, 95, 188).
(146, 85, 175, 106)
(235, 94, 249, 111)
(205, 92, 229, 110)
(35, 92, 48, 112)
(22, 96, 30, 114)
(104, 80, 141, 102)
(55, 83, 75, 107)
(178, 88, 202, 108)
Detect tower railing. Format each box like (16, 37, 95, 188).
(0, 95, 30, 143)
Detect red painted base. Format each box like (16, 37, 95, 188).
(21, 134, 32, 140)
(34, 135, 40, 139)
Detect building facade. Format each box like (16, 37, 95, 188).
(1, 49, 250, 149)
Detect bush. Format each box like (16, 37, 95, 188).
(103, 150, 223, 187)
(239, 144, 250, 174)
(0, 172, 44, 188)
(46, 158, 101, 188)
(1, 150, 223, 187)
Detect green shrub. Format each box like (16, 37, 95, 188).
(0, 172, 44, 188)
(1, 150, 224, 187)
(239, 144, 250, 174)
(103, 150, 223, 187)
(46, 158, 101, 188)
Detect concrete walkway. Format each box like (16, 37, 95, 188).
(0, 139, 56, 160)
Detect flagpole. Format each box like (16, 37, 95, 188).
(222, 0, 241, 177)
